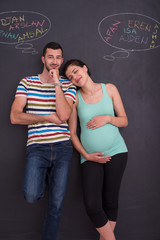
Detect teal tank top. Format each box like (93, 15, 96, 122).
(77, 83, 128, 164)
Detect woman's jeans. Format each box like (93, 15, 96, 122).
(23, 140, 73, 240)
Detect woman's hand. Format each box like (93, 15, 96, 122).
(86, 115, 110, 130)
(85, 152, 111, 163)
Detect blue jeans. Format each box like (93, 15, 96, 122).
(23, 140, 73, 240)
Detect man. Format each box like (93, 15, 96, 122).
(10, 42, 76, 240)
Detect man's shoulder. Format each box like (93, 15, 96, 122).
(59, 75, 69, 82)
(19, 75, 40, 86)
(22, 75, 39, 81)
(59, 76, 75, 88)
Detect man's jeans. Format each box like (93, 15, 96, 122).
(23, 140, 73, 240)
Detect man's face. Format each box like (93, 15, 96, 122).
(42, 48, 63, 71)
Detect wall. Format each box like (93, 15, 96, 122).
(0, 0, 160, 239)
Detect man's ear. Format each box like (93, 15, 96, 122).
(41, 56, 45, 64)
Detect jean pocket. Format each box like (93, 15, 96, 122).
(61, 140, 73, 148)
(26, 144, 42, 156)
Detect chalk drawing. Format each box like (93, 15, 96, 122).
(0, 11, 51, 54)
(98, 13, 160, 61)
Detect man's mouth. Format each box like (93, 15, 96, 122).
(51, 64, 58, 69)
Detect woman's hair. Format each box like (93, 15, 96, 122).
(62, 59, 91, 77)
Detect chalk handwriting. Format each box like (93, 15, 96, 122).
(128, 20, 151, 32)
(0, 15, 25, 26)
(104, 20, 120, 42)
(17, 27, 48, 42)
(119, 35, 148, 45)
(9, 20, 46, 31)
(150, 24, 159, 48)
(98, 13, 160, 60)
(0, 11, 51, 54)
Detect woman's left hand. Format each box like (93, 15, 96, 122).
(86, 115, 110, 130)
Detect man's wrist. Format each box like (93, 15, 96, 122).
(53, 82, 62, 86)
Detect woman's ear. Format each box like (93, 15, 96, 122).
(83, 65, 88, 72)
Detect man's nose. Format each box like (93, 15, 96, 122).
(52, 58, 57, 64)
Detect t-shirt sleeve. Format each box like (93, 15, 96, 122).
(15, 78, 28, 97)
(63, 82, 77, 103)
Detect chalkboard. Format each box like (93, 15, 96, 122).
(0, 0, 160, 240)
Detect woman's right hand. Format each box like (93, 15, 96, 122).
(85, 152, 111, 164)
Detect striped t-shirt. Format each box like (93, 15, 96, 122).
(15, 75, 76, 146)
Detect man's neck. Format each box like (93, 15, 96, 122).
(39, 71, 60, 84)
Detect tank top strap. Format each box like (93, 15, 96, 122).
(101, 83, 111, 101)
(77, 84, 111, 105)
(77, 89, 83, 103)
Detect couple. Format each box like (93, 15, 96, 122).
(10, 42, 128, 240)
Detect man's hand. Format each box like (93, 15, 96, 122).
(45, 114, 63, 124)
(49, 69, 59, 83)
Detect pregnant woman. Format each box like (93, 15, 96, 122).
(63, 59, 128, 240)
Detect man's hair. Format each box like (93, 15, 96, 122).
(62, 59, 91, 77)
(42, 42, 63, 56)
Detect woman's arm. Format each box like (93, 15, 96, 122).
(68, 97, 111, 164)
(107, 83, 128, 127)
(86, 84, 128, 130)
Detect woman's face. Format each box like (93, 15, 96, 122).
(65, 65, 88, 86)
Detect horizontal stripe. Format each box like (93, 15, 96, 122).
(28, 132, 70, 140)
(17, 87, 27, 92)
(27, 93, 56, 97)
(28, 128, 70, 136)
(27, 108, 56, 111)
(66, 90, 76, 95)
(26, 88, 56, 93)
(28, 98, 56, 102)
(16, 92, 26, 96)
(27, 103, 56, 107)
(15, 75, 76, 146)
(65, 93, 76, 99)
(28, 124, 68, 131)
(26, 77, 39, 80)
(27, 136, 70, 145)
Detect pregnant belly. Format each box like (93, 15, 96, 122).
(81, 124, 120, 153)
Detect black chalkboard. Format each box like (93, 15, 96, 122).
(0, 0, 160, 240)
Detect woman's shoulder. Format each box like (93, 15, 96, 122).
(105, 83, 118, 92)
(103, 83, 119, 99)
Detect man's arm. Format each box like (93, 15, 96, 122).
(48, 69, 74, 122)
(55, 85, 73, 122)
(10, 96, 62, 125)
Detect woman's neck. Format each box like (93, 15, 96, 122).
(81, 78, 99, 95)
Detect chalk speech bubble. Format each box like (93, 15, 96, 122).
(98, 13, 160, 52)
(0, 11, 51, 44)
(0, 11, 51, 54)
